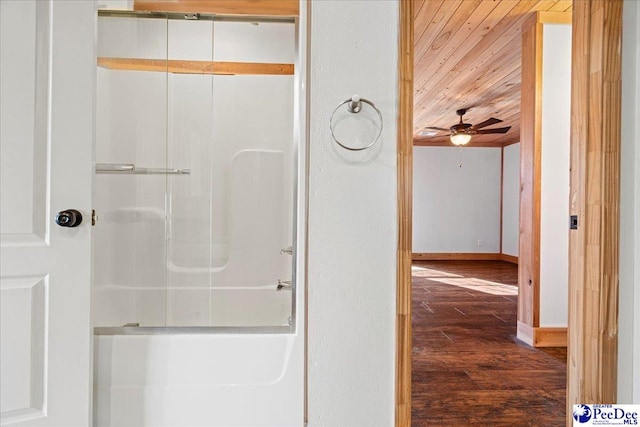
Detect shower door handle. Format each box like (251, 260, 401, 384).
(277, 280, 292, 291)
(280, 246, 293, 255)
(55, 209, 83, 227)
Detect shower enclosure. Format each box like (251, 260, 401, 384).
(93, 10, 297, 331)
(92, 8, 305, 426)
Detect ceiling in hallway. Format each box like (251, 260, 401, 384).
(413, 0, 572, 147)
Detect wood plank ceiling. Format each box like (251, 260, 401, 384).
(413, 0, 572, 147)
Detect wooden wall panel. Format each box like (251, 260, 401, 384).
(133, 0, 299, 16)
(396, 1, 413, 426)
(518, 13, 542, 341)
(518, 11, 572, 347)
(567, 0, 622, 422)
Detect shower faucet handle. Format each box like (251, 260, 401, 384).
(280, 246, 293, 255)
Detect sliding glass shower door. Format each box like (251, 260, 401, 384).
(93, 11, 296, 330)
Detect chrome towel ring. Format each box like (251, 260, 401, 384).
(329, 95, 383, 151)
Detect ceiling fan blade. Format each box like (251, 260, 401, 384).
(475, 126, 512, 134)
(424, 126, 451, 132)
(472, 117, 502, 130)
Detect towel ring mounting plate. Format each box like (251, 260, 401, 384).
(329, 95, 383, 151)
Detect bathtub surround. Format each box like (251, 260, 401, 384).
(93, 8, 305, 426)
(94, 17, 295, 328)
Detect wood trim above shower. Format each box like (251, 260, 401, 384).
(97, 58, 294, 75)
(133, 0, 299, 17)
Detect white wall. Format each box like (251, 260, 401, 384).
(502, 143, 520, 256)
(307, 1, 397, 426)
(413, 147, 501, 253)
(538, 23, 571, 327)
(619, 0, 640, 403)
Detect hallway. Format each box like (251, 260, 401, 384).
(411, 260, 566, 426)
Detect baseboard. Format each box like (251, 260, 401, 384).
(500, 253, 519, 264)
(516, 322, 567, 348)
(412, 252, 502, 261)
(516, 321, 534, 346)
(533, 327, 567, 347)
(412, 253, 519, 263)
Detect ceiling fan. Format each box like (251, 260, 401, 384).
(423, 108, 512, 145)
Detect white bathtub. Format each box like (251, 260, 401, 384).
(93, 332, 304, 426)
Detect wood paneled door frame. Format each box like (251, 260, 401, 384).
(566, 0, 623, 422)
(395, 1, 623, 426)
(395, 1, 413, 426)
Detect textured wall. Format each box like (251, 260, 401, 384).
(502, 143, 520, 257)
(539, 24, 571, 327)
(413, 147, 501, 254)
(307, 1, 398, 425)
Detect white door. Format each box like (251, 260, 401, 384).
(0, 0, 94, 425)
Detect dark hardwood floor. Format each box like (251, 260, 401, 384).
(412, 260, 567, 427)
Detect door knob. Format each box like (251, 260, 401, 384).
(55, 209, 83, 227)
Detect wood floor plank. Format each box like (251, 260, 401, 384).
(412, 261, 566, 426)
(413, 390, 564, 427)
(466, 369, 567, 391)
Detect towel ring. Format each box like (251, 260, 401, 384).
(329, 95, 383, 151)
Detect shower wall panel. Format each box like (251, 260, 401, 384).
(93, 15, 295, 328)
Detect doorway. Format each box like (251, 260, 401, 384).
(396, 1, 624, 426)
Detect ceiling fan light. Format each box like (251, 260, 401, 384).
(450, 133, 472, 145)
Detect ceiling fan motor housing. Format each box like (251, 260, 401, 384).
(450, 122, 473, 134)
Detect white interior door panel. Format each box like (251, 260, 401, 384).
(0, 1, 94, 425)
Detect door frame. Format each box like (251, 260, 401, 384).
(395, 1, 413, 426)
(394, 1, 624, 426)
